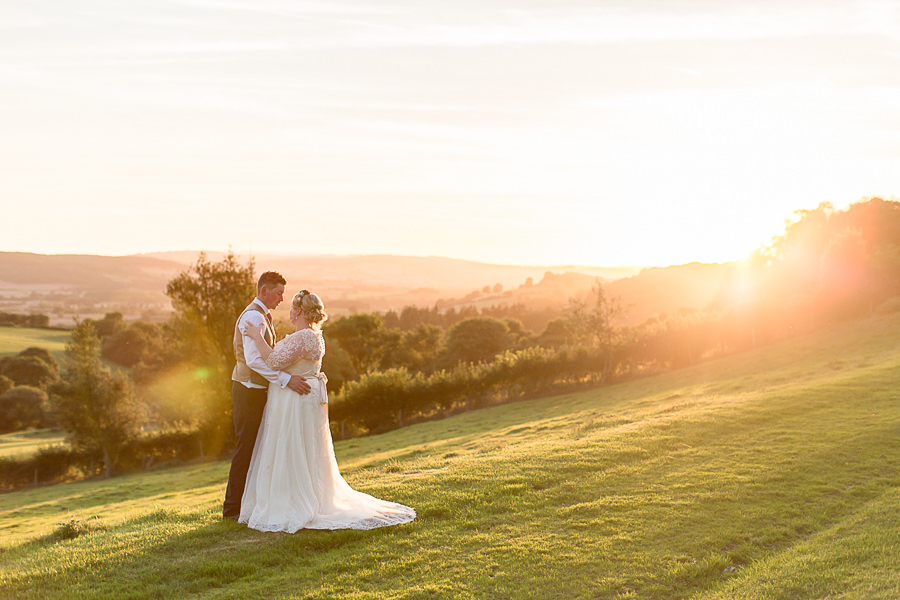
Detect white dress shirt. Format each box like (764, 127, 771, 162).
(237, 298, 291, 390)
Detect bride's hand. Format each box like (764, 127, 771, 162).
(245, 326, 265, 343)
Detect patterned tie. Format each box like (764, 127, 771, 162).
(264, 313, 274, 346)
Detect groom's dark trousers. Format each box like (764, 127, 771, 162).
(223, 382, 268, 520)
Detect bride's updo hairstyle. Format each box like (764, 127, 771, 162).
(293, 290, 328, 328)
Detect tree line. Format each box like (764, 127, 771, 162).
(0, 312, 50, 328)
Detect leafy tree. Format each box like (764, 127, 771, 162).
(377, 324, 444, 374)
(0, 351, 59, 388)
(382, 310, 401, 329)
(442, 317, 512, 365)
(0, 375, 12, 396)
(86, 312, 125, 339)
(398, 305, 443, 330)
(164, 251, 257, 435)
(536, 318, 569, 348)
(49, 321, 144, 477)
(0, 385, 49, 432)
(166, 250, 256, 369)
(320, 338, 359, 394)
(503, 318, 536, 349)
(564, 280, 625, 381)
(101, 321, 164, 368)
(401, 323, 444, 373)
(18, 347, 57, 366)
(324, 314, 386, 374)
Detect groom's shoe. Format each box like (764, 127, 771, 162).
(222, 514, 239, 521)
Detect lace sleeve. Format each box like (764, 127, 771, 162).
(265, 334, 303, 370)
(265, 329, 320, 370)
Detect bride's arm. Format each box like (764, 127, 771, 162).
(264, 333, 307, 370)
(245, 326, 274, 360)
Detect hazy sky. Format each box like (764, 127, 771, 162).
(2, 0, 899, 267)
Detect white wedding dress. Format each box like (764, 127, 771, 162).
(239, 327, 416, 532)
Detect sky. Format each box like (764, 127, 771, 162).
(1, 0, 899, 267)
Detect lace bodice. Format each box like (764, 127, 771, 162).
(265, 328, 325, 377)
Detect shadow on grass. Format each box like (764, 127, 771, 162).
(6, 505, 417, 599)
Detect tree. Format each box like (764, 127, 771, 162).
(442, 317, 512, 365)
(503, 318, 535, 349)
(536, 318, 569, 348)
(164, 251, 257, 435)
(18, 347, 57, 365)
(324, 314, 386, 374)
(401, 323, 444, 373)
(564, 280, 625, 381)
(0, 385, 49, 432)
(0, 350, 59, 388)
(166, 250, 256, 369)
(49, 321, 144, 477)
(86, 312, 125, 339)
(377, 323, 444, 374)
(0, 375, 12, 396)
(101, 321, 164, 368)
(320, 338, 359, 394)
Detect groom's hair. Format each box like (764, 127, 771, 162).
(257, 271, 287, 292)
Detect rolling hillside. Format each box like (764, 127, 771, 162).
(1, 313, 897, 599)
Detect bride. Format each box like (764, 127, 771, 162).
(238, 290, 416, 532)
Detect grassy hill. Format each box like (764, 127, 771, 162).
(1, 314, 898, 599)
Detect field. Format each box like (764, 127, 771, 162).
(0, 430, 67, 459)
(0, 314, 898, 599)
(0, 327, 70, 359)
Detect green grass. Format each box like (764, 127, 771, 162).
(0, 430, 67, 459)
(0, 327, 70, 359)
(1, 314, 899, 599)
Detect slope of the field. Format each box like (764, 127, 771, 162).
(0, 314, 898, 599)
(0, 327, 70, 359)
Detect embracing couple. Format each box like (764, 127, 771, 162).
(222, 271, 416, 532)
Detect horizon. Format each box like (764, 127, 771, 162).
(2, 1, 898, 266)
(0, 247, 730, 272)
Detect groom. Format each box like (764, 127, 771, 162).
(223, 270, 312, 521)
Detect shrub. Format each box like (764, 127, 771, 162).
(0, 354, 59, 388)
(0, 385, 50, 432)
(336, 368, 425, 432)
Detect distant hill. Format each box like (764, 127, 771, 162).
(443, 263, 738, 326)
(441, 270, 601, 311)
(0, 251, 643, 324)
(132, 253, 642, 315)
(0, 252, 185, 290)
(608, 262, 737, 325)
(0, 251, 738, 327)
(140, 252, 640, 293)
(0, 253, 185, 316)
